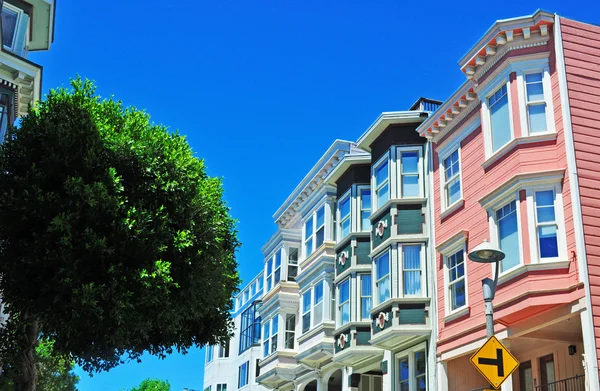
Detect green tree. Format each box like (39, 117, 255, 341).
(0, 78, 240, 391)
(0, 340, 79, 391)
(129, 379, 171, 391)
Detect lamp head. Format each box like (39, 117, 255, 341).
(468, 239, 505, 263)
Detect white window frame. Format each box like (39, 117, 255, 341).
(374, 250, 391, 305)
(482, 80, 514, 158)
(445, 247, 468, 315)
(287, 246, 299, 282)
(1, 3, 25, 52)
(238, 361, 249, 389)
(359, 185, 372, 231)
(303, 203, 327, 258)
(439, 147, 463, 212)
(359, 273, 372, 321)
(217, 341, 229, 358)
(217, 384, 227, 391)
(262, 315, 278, 358)
(517, 64, 556, 137)
(301, 290, 311, 334)
(337, 278, 350, 327)
(488, 194, 525, 277)
(337, 190, 352, 240)
(274, 249, 282, 285)
(265, 256, 273, 292)
(397, 146, 424, 199)
(284, 313, 296, 350)
(398, 243, 426, 298)
(372, 153, 390, 211)
(313, 280, 324, 326)
(526, 183, 567, 264)
(394, 342, 427, 391)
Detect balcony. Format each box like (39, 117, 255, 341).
(257, 351, 299, 389)
(295, 321, 335, 368)
(534, 375, 585, 391)
(369, 298, 431, 350)
(332, 322, 383, 367)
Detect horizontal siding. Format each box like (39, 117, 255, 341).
(562, 17, 600, 379)
(434, 29, 581, 355)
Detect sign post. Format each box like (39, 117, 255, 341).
(470, 336, 519, 389)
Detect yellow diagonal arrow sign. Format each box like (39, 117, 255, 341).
(470, 335, 519, 389)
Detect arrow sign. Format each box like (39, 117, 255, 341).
(470, 336, 519, 389)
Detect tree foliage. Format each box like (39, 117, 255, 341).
(128, 379, 171, 391)
(0, 77, 240, 390)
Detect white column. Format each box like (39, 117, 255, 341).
(316, 371, 323, 391)
(437, 360, 448, 391)
(580, 309, 600, 391)
(382, 350, 393, 391)
(324, 276, 332, 321)
(500, 340, 514, 391)
(341, 367, 351, 391)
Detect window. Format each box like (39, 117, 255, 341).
(313, 281, 324, 325)
(399, 150, 420, 197)
(302, 291, 311, 333)
(447, 250, 466, 312)
(265, 257, 273, 291)
(488, 84, 511, 153)
(217, 384, 227, 391)
(304, 205, 326, 257)
(402, 245, 422, 296)
(238, 362, 249, 388)
(338, 279, 350, 326)
(218, 341, 229, 358)
(239, 303, 260, 354)
(274, 250, 282, 284)
(495, 200, 521, 272)
(338, 192, 351, 240)
(396, 347, 427, 391)
(360, 187, 371, 231)
(443, 149, 461, 208)
(374, 157, 389, 209)
(244, 290, 249, 303)
(1, 4, 27, 54)
(360, 274, 372, 321)
(534, 190, 559, 259)
(524, 73, 547, 133)
(285, 314, 295, 349)
(262, 315, 278, 357)
(206, 346, 213, 364)
(375, 252, 390, 304)
(0, 92, 13, 142)
(287, 247, 298, 281)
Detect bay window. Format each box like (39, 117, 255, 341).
(443, 149, 461, 208)
(360, 274, 372, 321)
(374, 156, 389, 209)
(495, 200, 521, 273)
(399, 150, 421, 197)
(488, 84, 511, 153)
(375, 251, 390, 304)
(338, 192, 351, 240)
(285, 314, 295, 349)
(262, 315, 278, 357)
(337, 278, 350, 326)
(360, 187, 371, 231)
(401, 245, 423, 296)
(304, 205, 326, 257)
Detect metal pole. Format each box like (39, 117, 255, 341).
(482, 260, 500, 338)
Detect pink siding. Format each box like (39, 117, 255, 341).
(434, 30, 583, 355)
(561, 17, 600, 377)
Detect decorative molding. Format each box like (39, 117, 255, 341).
(436, 230, 469, 255)
(376, 312, 389, 329)
(375, 220, 388, 238)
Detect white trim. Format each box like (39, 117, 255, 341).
(394, 342, 428, 391)
(439, 235, 469, 317)
(372, 153, 390, 211)
(436, 115, 481, 158)
(439, 146, 463, 213)
(555, 16, 600, 387)
(337, 189, 351, 241)
(398, 243, 426, 298)
(482, 80, 515, 159)
(488, 195, 525, 277)
(336, 277, 351, 328)
(358, 272, 373, 322)
(481, 132, 558, 169)
(518, 66, 556, 136)
(373, 249, 391, 306)
(358, 185, 372, 232)
(396, 145, 424, 199)
(302, 203, 327, 259)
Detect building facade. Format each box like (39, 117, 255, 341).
(203, 10, 600, 391)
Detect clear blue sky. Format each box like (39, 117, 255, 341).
(28, 1, 600, 390)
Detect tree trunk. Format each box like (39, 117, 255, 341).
(13, 318, 38, 391)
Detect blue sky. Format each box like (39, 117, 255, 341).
(28, 1, 600, 390)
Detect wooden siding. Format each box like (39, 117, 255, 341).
(433, 29, 583, 355)
(561, 17, 600, 377)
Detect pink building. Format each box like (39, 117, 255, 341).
(418, 11, 600, 391)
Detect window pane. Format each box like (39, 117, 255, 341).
(361, 274, 372, 319)
(378, 276, 390, 303)
(539, 225, 559, 258)
(303, 292, 311, 312)
(1, 8, 18, 48)
(340, 197, 350, 219)
(402, 175, 419, 197)
(272, 316, 278, 334)
(316, 206, 325, 227)
(376, 160, 388, 184)
(526, 73, 544, 101)
(316, 227, 324, 248)
(340, 280, 350, 302)
(362, 189, 371, 210)
(302, 313, 310, 333)
(314, 282, 323, 303)
(401, 151, 419, 173)
(416, 351, 426, 375)
(497, 201, 520, 272)
(274, 269, 280, 283)
(361, 298, 372, 320)
(489, 85, 511, 152)
(341, 302, 350, 324)
(305, 217, 313, 238)
(285, 332, 294, 349)
(447, 177, 461, 205)
(314, 303, 323, 324)
(362, 211, 371, 231)
(377, 183, 389, 207)
(450, 279, 465, 310)
(403, 245, 421, 296)
(305, 238, 313, 257)
(399, 358, 409, 381)
(341, 219, 350, 238)
(528, 104, 547, 133)
(286, 314, 295, 330)
(275, 251, 281, 268)
(376, 253, 390, 279)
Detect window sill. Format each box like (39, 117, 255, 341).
(443, 306, 470, 323)
(482, 132, 558, 170)
(497, 260, 570, 285)
(440, 199, 464, 220)
(297, 321, 335, 344)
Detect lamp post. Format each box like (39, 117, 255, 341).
(468, 240, 505, 338)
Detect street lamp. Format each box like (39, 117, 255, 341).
(468, 240, 505, 338)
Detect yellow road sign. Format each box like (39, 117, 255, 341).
(470, 335, 519, 389)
